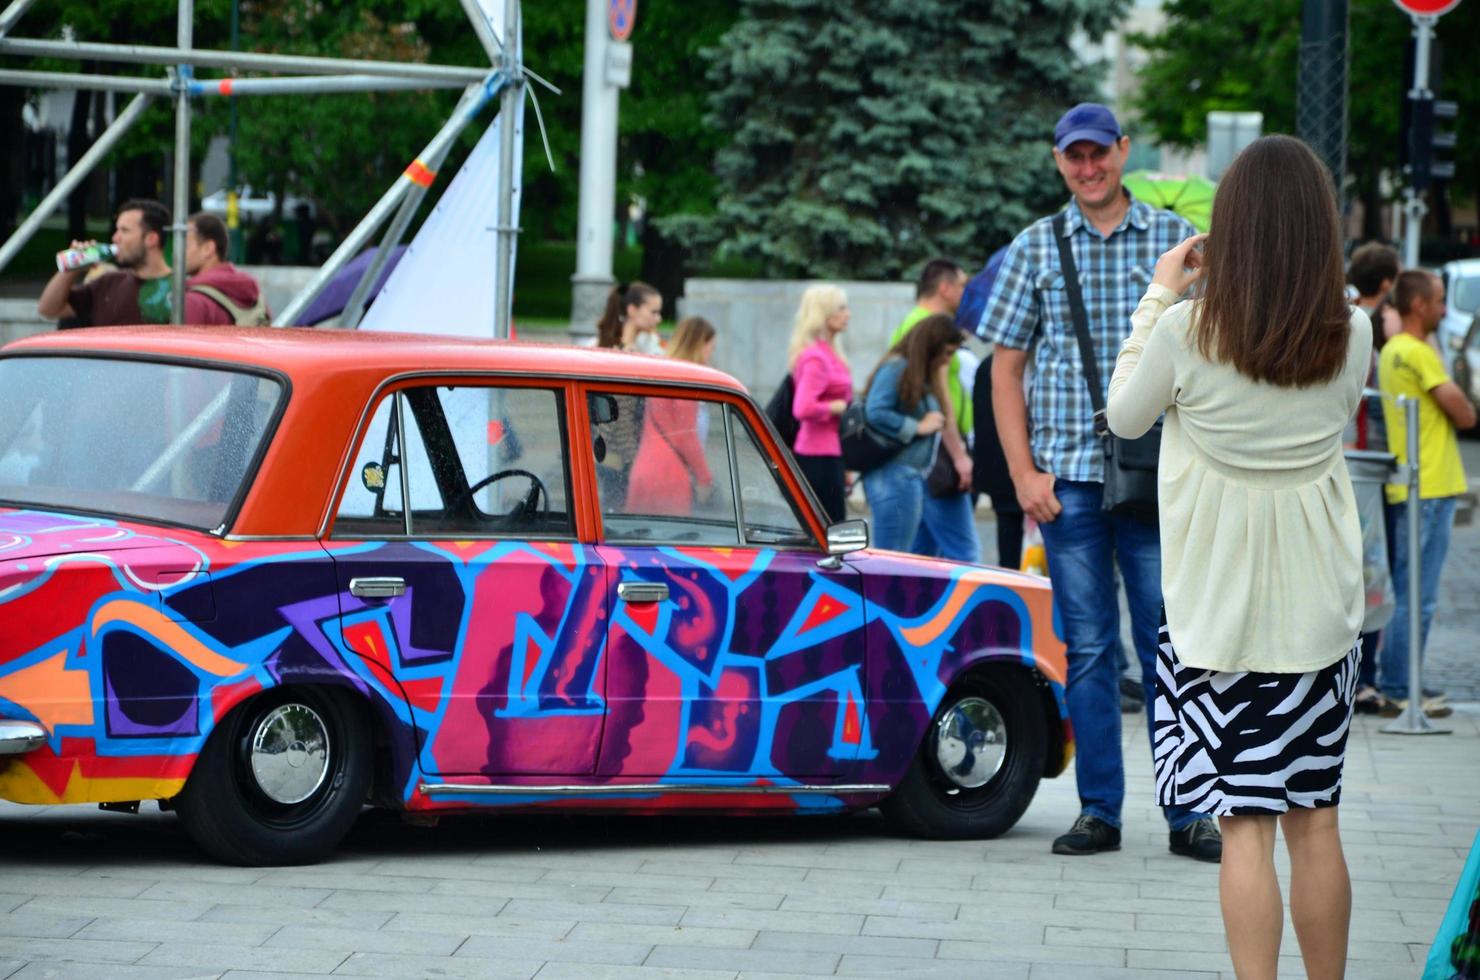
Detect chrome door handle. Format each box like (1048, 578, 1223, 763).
(617, 581, 668, 603)
(349, 576, 406, 599)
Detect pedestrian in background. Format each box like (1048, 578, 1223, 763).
(1345, 241, 1401, 713)
(625, 316, 720, 517)
(787, 284, 853, 523)
(597, 280, 664, 353)
(1108, 134, 1372, 980)
(1378, 269, 1476, 717)
(890, 259, 978, 562)
(183, 212, 269, 325)
(860, 316, 957, 552)
(977, 102, 1219, 861)
(38, 198, 174, 327)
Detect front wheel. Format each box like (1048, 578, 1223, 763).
(880, 668, 1047, 839)
(175, 686, 371, 865)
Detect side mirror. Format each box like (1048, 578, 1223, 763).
(826, 519, 869, 555)
(590, 394, 619, 425)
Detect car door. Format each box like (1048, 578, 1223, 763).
(329, 380, 607, 777)
(589, 391, 869, 780)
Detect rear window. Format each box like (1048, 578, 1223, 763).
(0, 356, 283, 531)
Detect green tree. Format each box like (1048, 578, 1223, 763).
(681, 0, 1127, 279)
(1129, 0, 1479, 244)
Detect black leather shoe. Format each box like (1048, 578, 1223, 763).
(1052, 815, 1121, 855)
(1169, 818, 1222, 862)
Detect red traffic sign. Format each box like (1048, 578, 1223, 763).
(609, 0, 637, 41)
(1392, 0, 1461, 15)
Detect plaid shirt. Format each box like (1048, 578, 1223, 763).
(976, 194, 1195, 482)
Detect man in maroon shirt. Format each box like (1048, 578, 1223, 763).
(38, 199, 174, 327)
(183, 212, 268, 325)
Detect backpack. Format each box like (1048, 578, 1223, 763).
(189, 284, 271, 326)
(763, 374, 801, 448)
(955, 245, 1010, 335)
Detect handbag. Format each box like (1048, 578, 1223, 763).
(925, 447, 958, 497)
(1052, 212, 1161, 524)
(838, 400, 904, 473)
(764, 374, 801, 449)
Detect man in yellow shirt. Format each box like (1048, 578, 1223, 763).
(1378, 270, 1477, 712)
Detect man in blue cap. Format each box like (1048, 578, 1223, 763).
(976, 103, 1221, 861)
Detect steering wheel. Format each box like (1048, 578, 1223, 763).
(448, 468, 547, 523)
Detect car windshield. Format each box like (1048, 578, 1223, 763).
(0, 356, 282, 531)
(1453, 275, 1480, 315)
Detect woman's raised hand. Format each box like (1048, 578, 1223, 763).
(916, 410, 946, 436)
(1152, 233, 1207, 295)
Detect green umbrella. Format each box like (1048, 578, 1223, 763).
(1123, 170, 1217, 233)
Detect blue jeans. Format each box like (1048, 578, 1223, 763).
(1038, 480, 1203, 832)
(863, 460, 924, 553)
(1379, 495, 1457, 700)
(912, 490, 983, 563)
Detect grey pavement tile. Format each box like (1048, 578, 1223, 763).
(835, 954, 999, 977)
(678, 907, 864, 937)
(886, 883, 1054, 909)
(534, 965, 737, 980)
(79, 863, 268, 886)
(861, 915, 1044, 944)
(7, 964, 225, 979)
(137, 944, 348, 975)
(501, 899, 685, 926)
(1125, 949, 1237, 973)
(0, 937, 157, 965)
(139, 881, 332, 909)
(0, 875, 152, 900)
(955, 904, 1135, 932)
(200, 905, 394, 931)
(16, 895, 213, 922)
(76, 917, 277, 946)
(0, 912, 93, 939)
(470, 852, 650, 873)
(802, 867, 976, 890)
(385, 912, 575, 940)
(638, 860, 805, 882)
(332, 951, 541, 979)
(220, 974, 338, 980)
(1045, 924, 1220, 953)
(751, 930, 937, 958)
(265, 925, 463, 956)
(708, 877, 881, 900)
(456, 935, 651, 967)
(0, 960, 20, 980)
(935, 938, 1127, 968)
(0, 897, 24, 915)
(733, 851, 901, 873)
(256, 870, 434, 895)
(777, 894, 958, 921)
(606, 887, 782, 912)
(644, 946, 840, 976)
(1053, 893, 1221, 918)
(540, 869, 718, 892)
(1028, 965, 1219, 980)
(569, 922, 756, 949)
(428, 878, 614, 903)
(316, 889, 510, 917)
(362, 860, 546, 885)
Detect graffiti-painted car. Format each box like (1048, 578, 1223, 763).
(0, 327, 1070, 864)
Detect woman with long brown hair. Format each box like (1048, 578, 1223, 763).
(859, 315, 959, 552)
(1106, 134, 1372, 980)
(596, 281, 663, 352)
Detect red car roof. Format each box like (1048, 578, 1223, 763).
(3, 327, 752, 536)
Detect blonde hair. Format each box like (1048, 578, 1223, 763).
(787, 284, 848, 368)
(669, 316, 717, 365)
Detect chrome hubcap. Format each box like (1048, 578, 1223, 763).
(249, 703, 330, 805)
(933, 696, 1007, 789)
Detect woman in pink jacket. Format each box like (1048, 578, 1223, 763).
(787, 284, 854, 522)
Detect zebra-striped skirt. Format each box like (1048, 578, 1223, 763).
(1153, 619, 1360, 816)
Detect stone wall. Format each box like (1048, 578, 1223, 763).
(676, 278, 919, 403)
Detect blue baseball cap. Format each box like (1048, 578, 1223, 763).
(1054, 103, 1123, 152)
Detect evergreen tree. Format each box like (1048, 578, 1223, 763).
(683, 0, 1127, 279)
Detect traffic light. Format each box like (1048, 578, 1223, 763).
(1406, 94, 1458, 191)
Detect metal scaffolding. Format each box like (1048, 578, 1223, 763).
(0, 0, 526, 338)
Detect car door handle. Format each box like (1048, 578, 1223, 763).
(349, 576, 406, 599)
(617, 581, 668, 603)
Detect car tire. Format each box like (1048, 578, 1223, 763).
(175, 686, 371, 865)
(880, 667, 1046, 840)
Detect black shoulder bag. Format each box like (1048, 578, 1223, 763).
(1052, 213, 1161, 524)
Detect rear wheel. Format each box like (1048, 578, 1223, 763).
(880, 668, 1047, 839)
(175, 686, 370, 865)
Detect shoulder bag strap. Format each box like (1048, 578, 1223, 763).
(1051, 212, 1108, 437)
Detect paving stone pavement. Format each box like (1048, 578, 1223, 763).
(1, 700, 1476, 980)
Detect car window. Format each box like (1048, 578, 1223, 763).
(591, 391, 739, 545)
(1452, 275, 1480, 315)
(335, 384, 573, 539)
(728, 406, 813, 547)
(0, 356, 281, 531)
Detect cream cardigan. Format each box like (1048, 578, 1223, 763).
(1106, 284, 1372, 673)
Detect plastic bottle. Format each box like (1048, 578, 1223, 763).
(56, 243, 115, 272)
